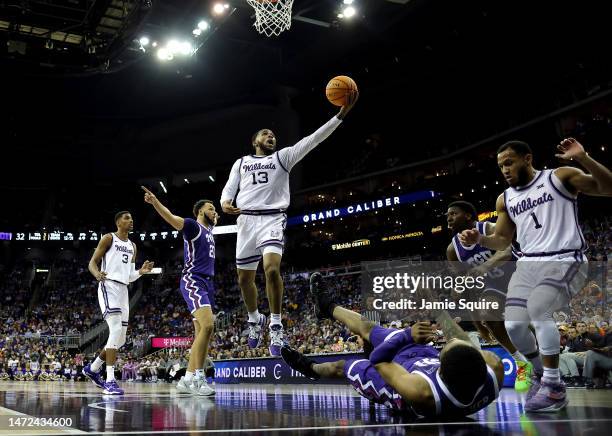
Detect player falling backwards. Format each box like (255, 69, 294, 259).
(460, 138, 612, 412)
(282, 273, 504, 418)
(83, 212, 154, 395)
(446, 201, 531, 391)
(220, 91, 359, 356)
(143, 187, 218, 396)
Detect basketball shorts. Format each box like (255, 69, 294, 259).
(98, 279, 129, 322)
(235, 213, 287, 270)
(506, 251, 588, 307)
(180, 273, 216, 314)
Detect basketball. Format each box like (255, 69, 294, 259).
(326, 75, 358, 107)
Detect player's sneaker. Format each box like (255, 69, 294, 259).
(524, 380, 568, 412)
(281, 346, 320, 380)
(193, 379, 215, 396)
(102, 380, 124, 395)
(187, 378, 215, 396)
(176, 376, 191, 393)
(514, 360, 533, 392)
(526, 375, 542, 402)
(82, 364, 105, 389)
(247, 314, 267, 349)
(309, 272, 336, 320)
(269, 324, 286, 356)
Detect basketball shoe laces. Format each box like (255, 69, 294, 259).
(248, 322, 262, 341)
(270, 326, 284, 346)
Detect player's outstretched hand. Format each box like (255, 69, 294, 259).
(555, 137, 587, 161)
(95, 271, 107, 282)
(221, 200, 241, 215)
(411, 321, 436, 344)
(459, 229, 481, 246)
(141, 186, 158, 204)
(140, 260, 155, 274)
(337, 90, 359, 120)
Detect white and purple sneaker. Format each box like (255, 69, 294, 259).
(102, 380, 124, 395)
(524, 380, 567, 412)
(525, 374, 542, 402)
(248, 314, 267, 349)
(82, 364, 105, 389)
(269, 324, 286, 357)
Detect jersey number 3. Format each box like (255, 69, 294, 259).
(251, 172, 268, 185)
(121, 254, 129, 264)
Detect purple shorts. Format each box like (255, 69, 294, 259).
(180, 274, 215, 314)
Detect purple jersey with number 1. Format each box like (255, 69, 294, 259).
(180, 218, 216, 313)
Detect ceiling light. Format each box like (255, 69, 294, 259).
(157, 48, 172, 61)
(213, 3, 225, 14)
(343, 6, 356, 18)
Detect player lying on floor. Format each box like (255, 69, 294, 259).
(281, 273, 504, 418)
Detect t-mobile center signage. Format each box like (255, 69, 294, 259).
(151, 337, 193, 348)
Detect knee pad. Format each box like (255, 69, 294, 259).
(104, 315, 123, 350)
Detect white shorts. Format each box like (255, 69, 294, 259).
(507, 251, 588, 304)
(236, 213, 286, 270)
(98, 279, 129, 323)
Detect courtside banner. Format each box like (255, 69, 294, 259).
(151, 337, 193, 348)
(212, 348, 516, 387)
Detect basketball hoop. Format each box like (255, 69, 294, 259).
(246, 0, 294, 37)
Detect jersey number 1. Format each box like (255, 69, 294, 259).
(530, 212, 543, 229)
(251, 172, 268, 185)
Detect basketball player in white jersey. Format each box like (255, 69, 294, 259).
(220, 91, 359, 356)
(83, 211, 154, 395)
(460, 139, 611, 412)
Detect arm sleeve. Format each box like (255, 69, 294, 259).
(278, 116, 343, 171)
(220, 159, 242, 204)
(182, 218, 199, 241)
(369, 329, 414, 365)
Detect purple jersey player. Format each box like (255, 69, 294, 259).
(282, 273, 505, 418)
(143, 186, 217, 397)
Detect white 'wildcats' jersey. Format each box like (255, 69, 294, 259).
(503, 169, 586, 257)
(234, 153, 290, 213)
(221, 116, 343, 214)
(102, 233, 135, 284)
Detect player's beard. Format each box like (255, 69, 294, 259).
(514, 165, 530, 187)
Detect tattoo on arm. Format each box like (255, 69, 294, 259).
(434, 310, 471, 343)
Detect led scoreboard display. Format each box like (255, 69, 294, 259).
(4, 225, 237, 242)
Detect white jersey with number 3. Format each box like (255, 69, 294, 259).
(102, 233, 135, 284)
(504, 169, 586, 257)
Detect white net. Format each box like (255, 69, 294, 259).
(246, 0, 294, 37)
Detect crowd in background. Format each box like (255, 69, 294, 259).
(0, 215, 609, 385)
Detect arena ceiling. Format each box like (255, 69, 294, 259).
(1, 0, 611, 185)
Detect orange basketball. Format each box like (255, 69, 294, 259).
(326, 75, 358, 106)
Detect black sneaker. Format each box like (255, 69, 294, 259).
(281, 345, 320, 381)
(309, 272, 335, 320)
(573, 376, 585, 388)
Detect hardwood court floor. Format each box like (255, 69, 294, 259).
(0, 381, 611, 435)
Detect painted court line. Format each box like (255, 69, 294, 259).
(19, 417, 612, 435)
